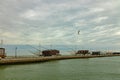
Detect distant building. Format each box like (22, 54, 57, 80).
(0, 48, 6, 58)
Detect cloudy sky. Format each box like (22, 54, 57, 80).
(0, 0, 120, 48)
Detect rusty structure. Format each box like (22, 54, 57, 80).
(42, 49, 60, 56)
(92, 51, 100, 55)
(0, 48, 6, 58)
(76, 50, 89, 55)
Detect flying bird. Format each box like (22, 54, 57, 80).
(78, 30, 80, 35)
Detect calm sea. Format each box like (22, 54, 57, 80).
(0, 56, 120, 80)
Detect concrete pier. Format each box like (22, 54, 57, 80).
(0, 54, 120, 65)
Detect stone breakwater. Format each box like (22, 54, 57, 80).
(0, 55, 120, 65)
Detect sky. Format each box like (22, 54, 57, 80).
(0, 0, 120, 50)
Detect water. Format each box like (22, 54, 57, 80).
(0, 57, 120, 80)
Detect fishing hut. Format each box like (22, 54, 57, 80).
(76, 50, 89, 55)
(0, 48, 6, 58)
(112, 52, 120, 55)
(42, 49, 60, 56)
(92, 51, 101, 55)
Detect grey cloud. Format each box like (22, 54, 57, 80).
(0, 0, 120, 49)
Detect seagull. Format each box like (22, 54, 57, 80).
(78, 30, 80, 35)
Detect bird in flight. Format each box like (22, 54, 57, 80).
(78, 30, 80, 35)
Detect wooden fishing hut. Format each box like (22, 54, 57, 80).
(76, 50, 89, 55)
(42, 49, 60, 56)
(92, 51, 101, 55)
(0, 48, 6, 58)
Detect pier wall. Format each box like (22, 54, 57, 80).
(0, 54, 120, 65)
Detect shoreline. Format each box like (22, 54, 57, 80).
(0, 54, 120, 65)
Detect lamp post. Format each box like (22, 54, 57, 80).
(76, 30, 80, 50)
(15, 47, 17, 58)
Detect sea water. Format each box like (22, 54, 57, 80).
(0, 56, 120, 80)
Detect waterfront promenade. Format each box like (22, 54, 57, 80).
(0, 54, 120, 65)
